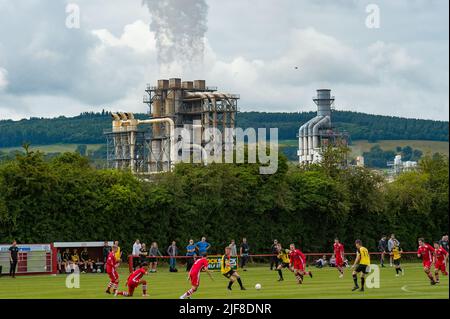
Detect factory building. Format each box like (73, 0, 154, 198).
(297, 89, 348, 164)
(105, 78, 239, 174)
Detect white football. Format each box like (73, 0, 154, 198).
(255, 283, 262, 290)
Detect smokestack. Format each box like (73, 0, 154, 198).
(313, 89, 334, 117)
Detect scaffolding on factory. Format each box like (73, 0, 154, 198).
(106, 78, 239, 174)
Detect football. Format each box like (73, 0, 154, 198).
(255, 283, 262, 290)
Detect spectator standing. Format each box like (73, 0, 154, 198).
(270, 239, 279, 270)
(167, 241, 179, 272)
(240, 238, 250, 271)
(139, 243, 148, 265)
(378, 235, 388, 267)
(56, 250, 63, 274)
(388, 234, 399, 267)
(186, 239, 197, 271)
(132, 239, 142, 270)
(9, 240, 19, 278)
(439, 235, 449, 252)
(102, 241, 111, 273)
(229, 240, 237, 256)
(195, 237, 211, 257)
(148, 242, 163, 273)
(439, 235, 449, 269)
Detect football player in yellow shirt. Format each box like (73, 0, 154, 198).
(276, 243, 293, 281)
(221, 247, 245, 291)
(391, 242, 404, 277)
(114, 241, 122, 262)
(351, 239, 371, 292)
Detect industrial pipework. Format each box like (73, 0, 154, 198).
(297, 89, 335, 164)
(105, 78, 239, 174)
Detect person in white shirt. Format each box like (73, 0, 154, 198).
(229, 240, 237, 256)
(132, 239, 142, 270)
(388, 234, 399, 267)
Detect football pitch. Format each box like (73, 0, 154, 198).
(0, 263, 447, 299)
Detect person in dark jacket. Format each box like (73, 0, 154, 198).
(378, 235, 388, 267)
(270, 239, 279, 270)
(167, 241, 179, 272)
(9, 240, 19, 278)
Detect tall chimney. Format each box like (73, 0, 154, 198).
(314, 89, 334, 117)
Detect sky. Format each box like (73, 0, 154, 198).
(0, 0, 448, 121)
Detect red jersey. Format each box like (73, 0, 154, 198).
(127, 267, 146, 285)
(289, 249, 305, 266)
(333, 243, 344, 259)
(106, 252, 118, 273)
(417, 244, 435, 264)
(190, 257, 209, 276)
(434, 247, 448, 265)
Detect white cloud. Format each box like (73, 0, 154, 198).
(92, 20, 156, 54)
(0, 0, 448, 121)
(0, 68, 8, 90)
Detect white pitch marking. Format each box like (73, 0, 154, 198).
(401, 285, 412, 293)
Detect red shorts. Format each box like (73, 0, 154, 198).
(335, 258, 343, 267)
(435, 263, 447, 273)
(293, 262, 305, 271)
(107, 269, 119, 283)
(127, 281, 140, 296)
(190, 272, 200, 286)
(423, 261, 432, 269)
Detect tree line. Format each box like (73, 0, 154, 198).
(0, 110, 448, 148)
(0, 147, 447, 257)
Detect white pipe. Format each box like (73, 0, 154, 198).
(312, 116, 331, 148)
(298, 123, 308, 157)
(115, 117, 176, 171)
(305, 116, 323, 157)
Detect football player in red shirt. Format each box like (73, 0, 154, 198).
(105, 246, 120, 294)
(289, 244, 312, 284)
(180, 255, 213, 299)
(115, 262, 149, 297)
(433, 242, 448, 283)
(417, 238, 436, 285)
(333, 238, 345, 278)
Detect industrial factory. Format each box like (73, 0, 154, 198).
(105, 78, 239, 174)
(297, 89, 348, 164)
(106, 80, 348, 174)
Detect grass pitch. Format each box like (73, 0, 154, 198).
(0, 263, 447, 299)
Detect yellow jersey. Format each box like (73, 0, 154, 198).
(278, 250, 290, 264)
(392, 246, 402, 260)
(357, 246, 370, 266)
(221, 254, 231, 274)
(71, 254, 79, 262)
(115, 246, 121, 261)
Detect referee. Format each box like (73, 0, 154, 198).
(9, 240, 19, 278)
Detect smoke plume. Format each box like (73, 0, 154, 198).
(143, 0, 209, 74)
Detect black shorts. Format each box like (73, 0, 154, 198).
(148, 257, 157, 263)
(355, 264, 369, 274)
(279, 262, 290, 269)
(223, 269, 236, 278)
(393, 259, 401, 266)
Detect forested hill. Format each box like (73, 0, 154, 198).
(0, 110, 448, 147)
